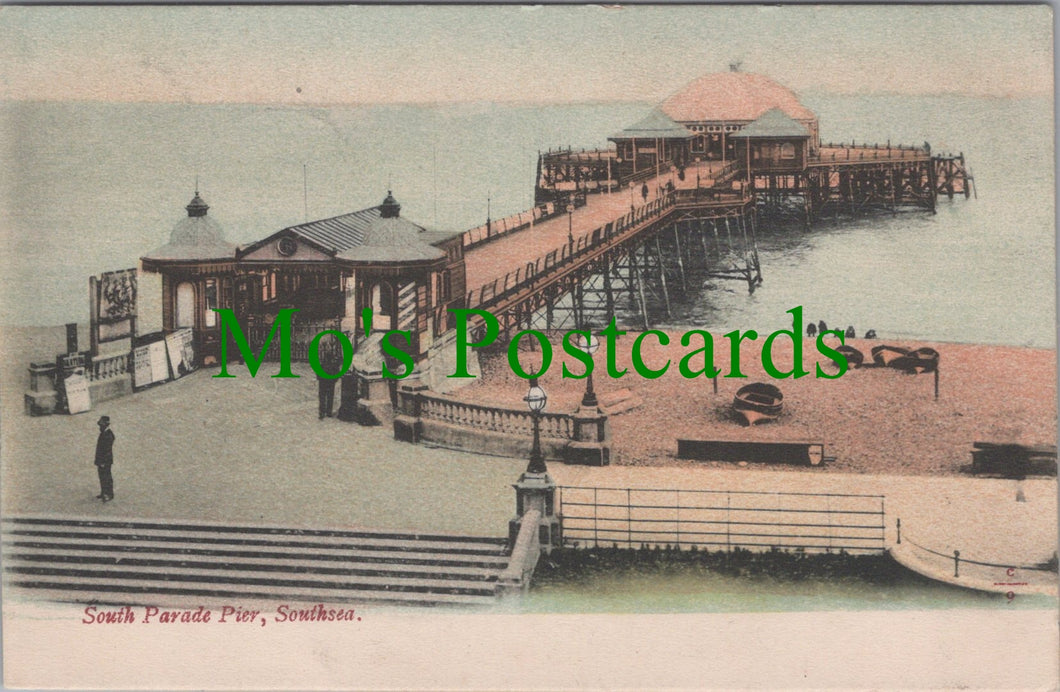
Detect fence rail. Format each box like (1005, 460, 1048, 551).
(900, 528, 1057, 579)
(816, 142, 932, 164)
(558, 485, 886, 554)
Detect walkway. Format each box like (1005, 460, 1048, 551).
(547, 462, 1058, 597)
(463, 161, 731, 295)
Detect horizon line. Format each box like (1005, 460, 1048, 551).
(1, 88, 1051, 109)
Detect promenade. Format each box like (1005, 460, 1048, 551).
(2, 326, 1056, 598)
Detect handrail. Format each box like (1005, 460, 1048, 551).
(558, 484, 884, 500)
(557, 484, 885, 552)
(901, 531, 1057, 573)
(462, 203, 557, 250)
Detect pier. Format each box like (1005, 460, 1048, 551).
(123, 69, 972, 376)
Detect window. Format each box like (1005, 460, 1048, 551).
(204, 279, 218, 328)
(176, 282, 194, 329)
(781, 142, 796, 159)
(440, 270, 451, 301)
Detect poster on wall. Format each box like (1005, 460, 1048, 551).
(165, 328, 197, 380)
(132, 342, 168, 389)
(94, 268, 138, 343)
(62, 370, 91, 414)
(133, 334, 171, 389)
(148, 339, 169, 384)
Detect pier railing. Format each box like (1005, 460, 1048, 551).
(465, 193, 679, 311)
(815, 142, 931, 164)
(558, 486, 886, 554)
(462, 202, 561, 251)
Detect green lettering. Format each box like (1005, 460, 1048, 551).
(678, 329, 719, 378)
(214, 308, 299, 378)
(631, 330, 670, 379)
(381, 331, 415, 379)
(762, 306, 809, 379)
(600, 318, 627, 378)
(507, 330, 552, 379)
(561, 330, 593, 379)
(815, 331, 848, 379)
(723, 328, 758, 378)
(449, 309, 498, 378)
(308, 330, 353, 378)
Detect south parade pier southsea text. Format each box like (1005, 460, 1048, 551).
(82, 604, 362, 626)
(211, 306, 851, 381)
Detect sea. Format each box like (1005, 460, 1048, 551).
(0, 93, 1054, 347)
(1, 95, 1055, 613)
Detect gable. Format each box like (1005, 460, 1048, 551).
(238, 231, 335, 262)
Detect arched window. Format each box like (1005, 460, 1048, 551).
(370, 282, 393, 330)
(780, 142, 796, 159)
(175, 282, 195, 329)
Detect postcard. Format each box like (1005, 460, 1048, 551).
(1, 5, 1056, 689)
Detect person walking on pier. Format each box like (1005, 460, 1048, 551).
(641, 182, 648, 203)
(93, 415, 115, 502)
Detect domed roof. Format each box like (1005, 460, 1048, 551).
(660, 72, 816, 124)
(335, 193, 445, 264)
(143, 192, 236, 262)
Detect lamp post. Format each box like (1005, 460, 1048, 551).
(566, 203, 575, 256)
(523, 378, 548, 474)
(628, 181, 635, 212)
(576, 332, 600, 408)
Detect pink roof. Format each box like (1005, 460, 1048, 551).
(660, 72, 816, 124)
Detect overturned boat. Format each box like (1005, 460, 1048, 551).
(733, 382, 783, 426)
(870, 345, 910, 367)
(890, 347, 940, 374)
(832, 345, 865, 370)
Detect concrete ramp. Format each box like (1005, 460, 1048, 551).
(889, 540, 1057, 597)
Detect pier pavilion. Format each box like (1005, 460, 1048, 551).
(536, 69, 967, 222)
(141, 192, 465, 367)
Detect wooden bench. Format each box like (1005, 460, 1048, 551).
(677, 439, 828, 467)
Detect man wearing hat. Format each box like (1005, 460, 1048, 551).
(94, 415, 115, 502)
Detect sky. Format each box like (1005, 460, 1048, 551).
(0, 5, 1053, 104)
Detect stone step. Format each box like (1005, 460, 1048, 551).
(3, 515, 510, 547)
(2, 523, 508, 557)
(3, 546, 502, 581)
(5, 577, 498, 608)
(5, 563, 499, 596)
(2, 516, 512, 609)
(1, 537, 510, 569)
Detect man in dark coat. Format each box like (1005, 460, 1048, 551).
(317, 349, 342, 419)
(94, 415, 115, 502)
